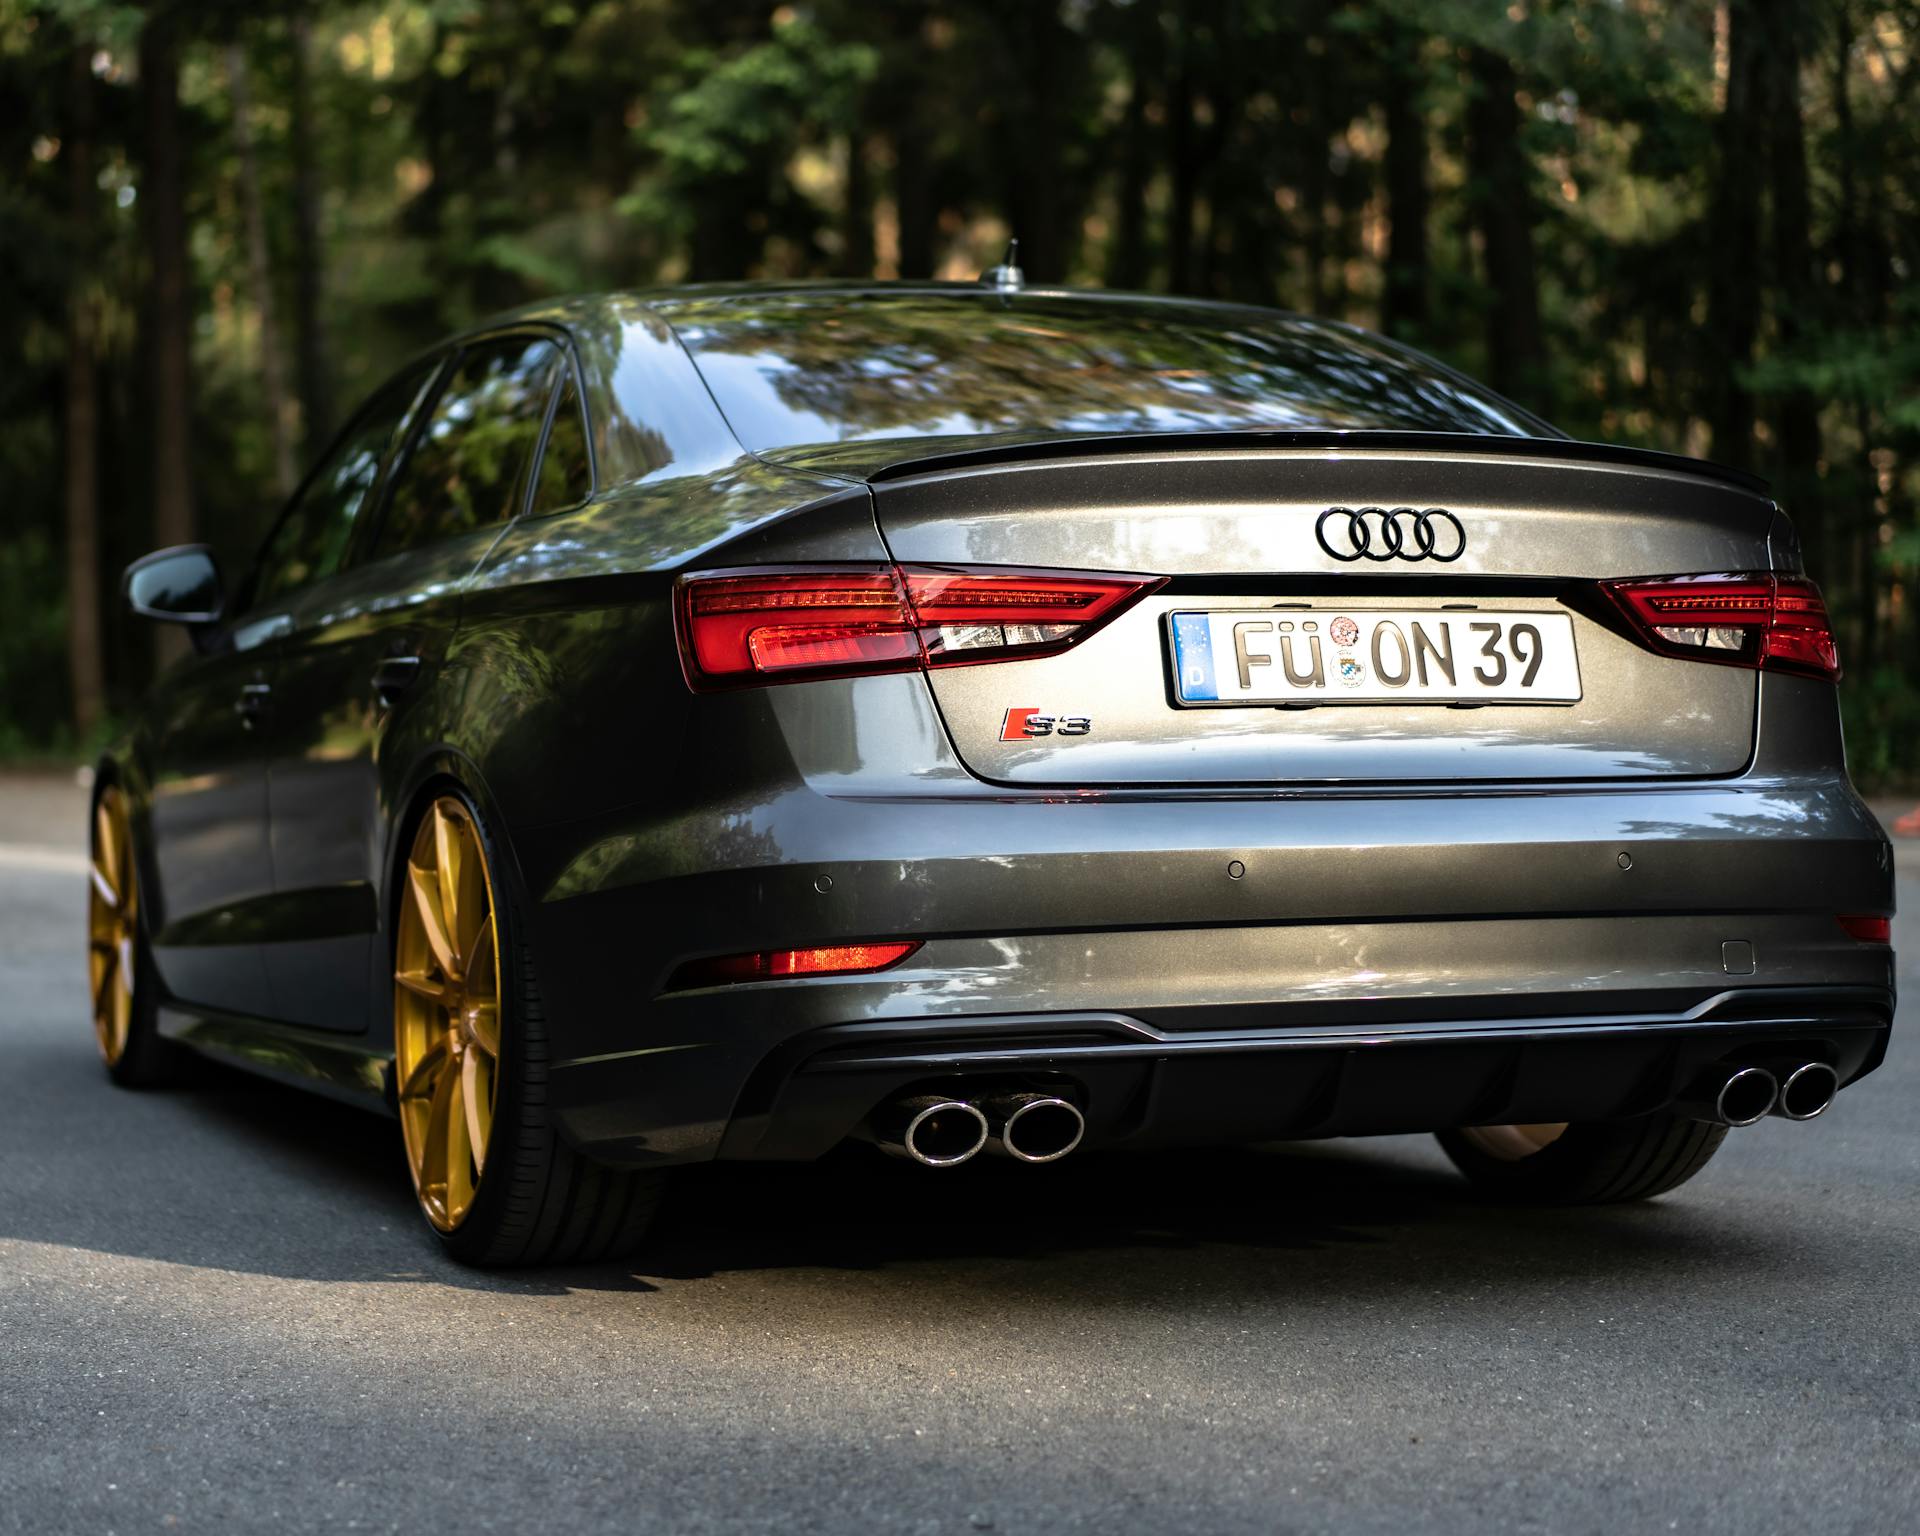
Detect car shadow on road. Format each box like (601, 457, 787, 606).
(5, 1036, 1789, 1304)
(600, 1136, 1778, 1297)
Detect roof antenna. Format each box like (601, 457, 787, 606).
(980, 238, 1024, 292)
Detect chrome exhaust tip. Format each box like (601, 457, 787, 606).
(984, 1093, 1086, 1164)
(1675, 1064, 1778, 1128)
(1771, 1062, 1839, 1121)
(874, 1096, 990, 1167)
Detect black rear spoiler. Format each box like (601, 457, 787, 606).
(862, 429, 1772, 497)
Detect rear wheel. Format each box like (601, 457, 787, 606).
(88, 784, 173, 1087)
(392, 791, 666, 1267)
(1436, 1113, 1728, 1204)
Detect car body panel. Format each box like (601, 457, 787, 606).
(872, 447, 1773, 785)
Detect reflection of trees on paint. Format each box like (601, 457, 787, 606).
(666, 294, 1543, 452)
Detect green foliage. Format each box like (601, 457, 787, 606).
(647, 15, 875, 181)
(1, 0, 1917, 785)
(0, 531, 72, 759)
(1842, 667, 1920, 793)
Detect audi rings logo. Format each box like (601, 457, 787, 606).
(1315, 506, 1466, 563)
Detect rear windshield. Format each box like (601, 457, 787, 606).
(667, 292, 1549, 454)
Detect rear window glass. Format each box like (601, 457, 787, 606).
(669, 293, 1549, 454)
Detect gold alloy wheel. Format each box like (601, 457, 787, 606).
(394, 797, 503, 1231)
(1458, 1123, 1570, 1162)
(87, 786, 139, 1066)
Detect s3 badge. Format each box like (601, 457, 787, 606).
(1001, 708, 1092, 740)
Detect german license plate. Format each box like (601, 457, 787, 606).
(1168, 609, 1582, 705)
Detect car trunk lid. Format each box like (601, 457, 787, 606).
(866, 439, 1778, 786)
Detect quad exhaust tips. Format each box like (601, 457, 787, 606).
(1674, 1064, 1779, 1128)
(1673, 1060, 1841, 1128)
(874, 1096, 990, 1166)
(872, 1088, 1086, 1166)
(1768, 1061, 1839, 1122)
(982, 1093, 1086, 1164)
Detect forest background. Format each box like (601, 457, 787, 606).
(3, 0, 1916, 785)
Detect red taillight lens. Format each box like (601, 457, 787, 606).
(676, 563, 1162, 689)
(667, 940, 921, 990)
(1603, 573, 1840, 681)
(679, 570, 915, 680)
(1837, 913, 1891, 944)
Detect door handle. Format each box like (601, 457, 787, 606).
(373, 655, 422, 707)
(234, 681, 272, 730)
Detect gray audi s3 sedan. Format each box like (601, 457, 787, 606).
(99, 280, 1895, 1265)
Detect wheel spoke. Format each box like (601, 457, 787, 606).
(432, 805, 467, 976)
(91, 944, 117, 1014)
(407, 860, 458, 979)
(399, 1039, 450, 1103)
(94, 802, 120, 895)
(421, 1061, 456, 1195)
(467, 1000, 500, 1060)
(446, 1060, 475, 1211)
(89, 861, 119, 911)
(395, 968, 456, 1006)
(454, 847, 488, 973)
(465, 912, 497, 996)
(461, 1049, 488, 1176)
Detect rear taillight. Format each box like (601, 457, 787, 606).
(667, 940, 921, 990)
(1602, 573, 1840, 681)
(675, 564, 1162, 689)
(1837, 914, 1891, 944)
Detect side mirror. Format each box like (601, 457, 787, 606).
(123, 544, 224, 625)
(122, 545, 223, 622)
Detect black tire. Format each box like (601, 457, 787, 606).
(408, 788, 668, 1268)
(1436, 1113, 1729, 1205)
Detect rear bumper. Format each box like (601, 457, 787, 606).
(721, 987, 1894, 1160)
(520, 771, 1896, 1168)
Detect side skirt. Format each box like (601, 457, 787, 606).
(158, 1004, 396, 1116)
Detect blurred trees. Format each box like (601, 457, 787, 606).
(0, 0, 1916, 781)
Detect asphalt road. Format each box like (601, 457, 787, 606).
(2, 772, 1916, 1536)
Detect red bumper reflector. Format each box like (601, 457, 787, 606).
(1837, 914, 1891, 944)
(668, 940, 922, 990)
(1602, 572, 1840, 681)
(676, 563, 1163, 689)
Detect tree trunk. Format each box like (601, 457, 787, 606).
(892, 121, 934, 277)
(1000, 2, 1072, 283)
(141, 11, 195, 668)
(1381, 30, 1430, 341)
(838, 133, 874, 278)
(1464, 46, 1547, 409)
(228, 43, 297, 500)
(1704, 2, 1763, 468)
(289, 13, 332, 456)
(1166, 3, 1197, 294)
(1761, 2, 1824, 572)
(1106, 41, 1151, 291)
(885, 2, 935, 278)
(64, 43, 105, 739)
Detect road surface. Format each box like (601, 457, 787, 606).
(2, 771, 1915, 1533)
